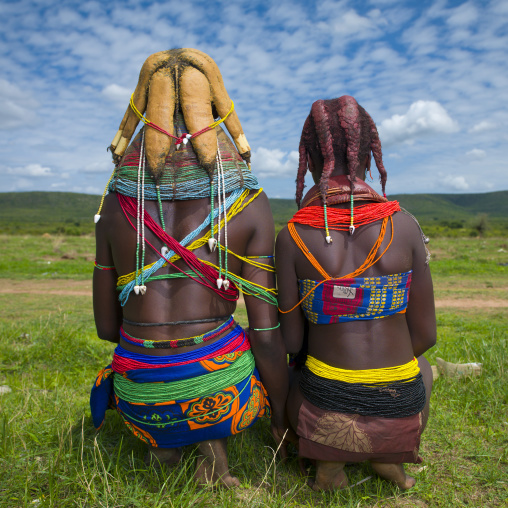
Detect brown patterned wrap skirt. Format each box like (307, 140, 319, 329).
(296, 357, 426, 464)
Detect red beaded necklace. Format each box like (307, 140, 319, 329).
(290, 201, 400, 231)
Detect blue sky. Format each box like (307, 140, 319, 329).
(1, 0, 507, 199)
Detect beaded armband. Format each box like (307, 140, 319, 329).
(249, 323, 280, 332)
(94, 260, 116, 271)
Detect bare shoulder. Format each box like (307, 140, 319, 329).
(276, 224, 291, 247)
(98, 193, 123, 222)
(239, 190, 274, 229)
(245, 189, 271, 214)
(392, 209, 427, 247)
(275, 224, 297, 263)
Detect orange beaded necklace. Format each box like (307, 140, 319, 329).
(279, 180, 401, 314)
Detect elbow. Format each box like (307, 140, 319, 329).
(95, 323, 120, 344)
(412, 333, 437, 357)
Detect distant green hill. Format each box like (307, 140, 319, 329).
(267, 191, 508, 222)
(0, 190, 506, 236)
(0, 192, 99, 223)
(390, 191, 508, 221)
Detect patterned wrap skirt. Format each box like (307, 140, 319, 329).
(296, 357, 426, 464)
(90, 323, 270, 448)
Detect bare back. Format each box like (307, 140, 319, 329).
(276, 202, 436, 370)
(94, 189, 277, 355)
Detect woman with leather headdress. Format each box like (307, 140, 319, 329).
(276, 96, 436, 491)
(90, 49, 289, 487)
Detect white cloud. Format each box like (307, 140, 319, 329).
(378, 101, 459, 147)
(442, 175, 469, 191)
(446, 1, 478, 27)
(469, 120, 496, 133)
(7, 164, 54, 177)
(0, 0, 507, 196)
(328, 10, 376, 36)
(83, 161, 112, 174)
(0, 79, 39, 129)
(251, 148, 299, 178)
(102, 84, 131, 105)
(466, 148, 486, 159)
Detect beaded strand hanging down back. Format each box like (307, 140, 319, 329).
(218, 139, 230, 290)
(349, 193, 355, 235)
(208, 177, 217, 252)
(324, 203, 332, 243)
(134, 130, 147, 296)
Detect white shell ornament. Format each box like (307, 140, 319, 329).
(223, 279, 230, 290)
(349, 225, 356, 235)
(94, 214, 101, 223)
(134, 285, 140, 295)
(326, 236, 332, 244)
(161, 246, 170, 258)
(139, 285, 147, 295)
(216, 278, 223, 289)
(208, 238, 218, 252)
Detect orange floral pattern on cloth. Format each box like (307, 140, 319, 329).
(199, 350, 245, 372)
(230, 376, 271, 433)
(182, 388, 240, 430)
(123, 420, 157, 447)
(95, 366, 113, 387)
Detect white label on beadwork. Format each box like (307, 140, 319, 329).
(333, 286, 356, 299)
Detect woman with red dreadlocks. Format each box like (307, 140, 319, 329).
(276, 96, 436, 491)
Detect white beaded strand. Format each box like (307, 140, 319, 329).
(215, 146, 223, 289)
(139, 138, 147, 295)
(217, 140, 230, 290)
(134, 130, 143, 295)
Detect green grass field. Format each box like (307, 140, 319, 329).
(0, 234, 507, 507)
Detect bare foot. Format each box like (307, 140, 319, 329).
(145, 446, 182, 467)
(370, 462, 416, 489)
(309, 460, 348, 491)
(194, 439, 240, 488)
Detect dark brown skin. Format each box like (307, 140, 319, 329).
(94, 188, 290, 482)
(276, 160, 436, 490)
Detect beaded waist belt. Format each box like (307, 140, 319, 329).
(300, 356, 426, 418)
(120, 316, 235, 349)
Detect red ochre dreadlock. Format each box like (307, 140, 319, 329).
(295, 96, 387, 209)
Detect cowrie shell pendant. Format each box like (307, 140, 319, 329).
(208, 238, 217, 252)
(134, 285, 140, 295)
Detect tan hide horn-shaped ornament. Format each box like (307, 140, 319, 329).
(110, 48, 251, 177)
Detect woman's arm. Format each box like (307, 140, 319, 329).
(405, 220, 437, 357)
(275, 226, 305, 355)
(93, 196, 123, 343)
(241, 192, 292, 453)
